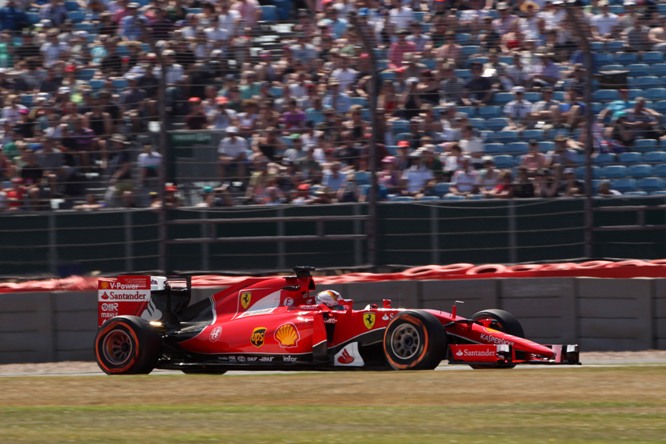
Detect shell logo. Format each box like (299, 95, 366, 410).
(274, 323, 300, 348)
(99, 281, 110, 290)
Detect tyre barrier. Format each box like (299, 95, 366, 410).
(507, 264, 545, 273)
(604, 260, 654, 268)
(539, 263, 577, 271)
(575, 261, 614, 269)
(465, 264, 508, 275)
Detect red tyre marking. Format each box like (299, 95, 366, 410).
(384, 314, 428, 370)
(95, 320, 141, 374)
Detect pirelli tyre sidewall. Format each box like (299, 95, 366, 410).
(95, 316, 162, 375)
(383, 311, 447, 370)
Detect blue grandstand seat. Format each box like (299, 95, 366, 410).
(461, 45, 481, 58)
(624, 191, 649, 196)
(20, 95, 33, 107)
(390, 195, 416, 202)
(592, 89, 620, 102)
(26, 12, 40, 24)
(433, 182, 451, 196)
(659, 2, 666, 15)
(422, 59, 436, 70)
(395, 132, 413, 142)
(575, 165, 601, 180)
(89, 79, 105, 90)
(645, 88, 666, 101)
(486, 117, 510, 131)
(652, 100, 666, 114)
(642, 52, 664, 64)
(643, 151, 666, 163)
(412, 11, 425, 22)
(454, 69, 471, 81)
(594, 53, 614, 67)
(112, 78, 128, 90)
(609, 5, 624, 14)
(627, 89, 643, 100)
(591, 102, 605, 114)
(591, 41, 604, 52)
(629, 76, 659, 89)
(492, 92, 513, 106)
(67, 10, 85, 22)
(499, 55, 514, 65)
(350, 97, 368, 108)
(593, 153, 615, 165)
(493, 154, 516, 169)
(468, 118, 486, 130)
(618, 152, 642, 164)
(477, 106, 502, 119)
(522, 129, 544, 141)
(601, 165, 627, 179)
(633, 139, 658, 153)
(65, 1, 80, 10)
(380, 71, 396, 82)
(506, 141, 528, 155)
(355, 171, 371, 186)
(77, 68, 96, 81)
(612, 178, 637, 193)
(628, 164, 653, 179)
(651, 63, 666, 77)
(491, 130, 519, 143)
(466, 56, 488, 67)
(443, 194, 465, 201)
(456, 33, 472, 45)
(524, 92, 541, 103)
(654, 164, 666, 177)
(260, 5, 278, 23)
(637, 177, 665, 193)
(391, 119, 410, 134)
(483, 143, 505, 155)
(615, 52, 638, 65)
(627, 64, 650, 77)
(421, 195, 441, 201)
(376, 59, 388, 70)
(538, 141, 554, 153)
(599, 64, 624, 72)
(457, 106, 476, 117)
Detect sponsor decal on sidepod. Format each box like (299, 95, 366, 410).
(334, 342, 365, 367)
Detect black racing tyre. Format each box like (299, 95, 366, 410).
(383, 311, 447, 370)
(471, 309, 524, 338)
(470, 309, 524, 369)
(95, 316, 162, 375)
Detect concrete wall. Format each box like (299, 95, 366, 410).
(0, 277, 664, 363)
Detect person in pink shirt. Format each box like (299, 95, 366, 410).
(232, 0, 261, 28)
(388, 30, 417, 69)
(519, 139, 547, 175)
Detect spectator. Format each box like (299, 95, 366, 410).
(503, 86, 533, 131)
(462, 62, 493, 106)
(597, 180, 622, 197)
(520, 139, 547, 174)
(0, 0, 28, 34)
(478, 157, 500, 197)
(447, 156, 479, 198)
(218, 126, 248, 183)
(488, 170, 514, 198)
(529, 86, 561, 130)
(559, 167, 585, 197)
(512, 166, 535, 198)
(104, 133, 133, 206)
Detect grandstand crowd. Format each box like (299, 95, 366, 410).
(1, 0, 666, 209)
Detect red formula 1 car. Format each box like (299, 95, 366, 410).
(95, 266, 580, 374)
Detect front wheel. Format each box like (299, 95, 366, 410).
(470, 309, 524, 369)
(95, 316, 162, 375)
(383, 311, 447, 370)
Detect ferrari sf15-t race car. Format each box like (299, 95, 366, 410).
(95, 266, 580, 374)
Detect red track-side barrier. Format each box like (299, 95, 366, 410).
(1, 260, 666, 293)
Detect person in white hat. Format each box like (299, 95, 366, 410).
(218, 126, 248, 183)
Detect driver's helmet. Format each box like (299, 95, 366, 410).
(316, 290, 342, 307)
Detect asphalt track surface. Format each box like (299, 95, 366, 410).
(0, 351, 665, 377)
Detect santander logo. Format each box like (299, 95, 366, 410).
(337, 348, 354, 365)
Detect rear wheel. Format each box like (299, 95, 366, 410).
(383, 311, 447, 370)
(95, 316, 162, 375)
(470, 309, 524, 369)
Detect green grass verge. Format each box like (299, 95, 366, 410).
(0, 366, 664, 444)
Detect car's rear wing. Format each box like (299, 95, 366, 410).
(97, 276, 191, 327)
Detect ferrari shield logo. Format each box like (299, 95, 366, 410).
(250, 327, 267, 347)
(363, 313, 376, 330)
(240, 291, 252, 309)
